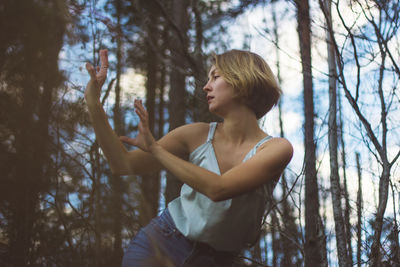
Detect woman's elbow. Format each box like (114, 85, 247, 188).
(110, 167, 129, 176)
(209, 194, 228, 202)
(207, 183, 230, 202)
(109, 161, 133, 176)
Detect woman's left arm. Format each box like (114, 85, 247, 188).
(122, 100, 293, 201)
(150, 138, 292, 201)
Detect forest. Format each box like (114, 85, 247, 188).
(0, 0, 399, 266)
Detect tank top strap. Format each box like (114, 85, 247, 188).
(254, 135, 273, 150)
(207, 122, 218, 142)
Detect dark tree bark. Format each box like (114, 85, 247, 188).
(139, 4, 161, 225)
(338, 91, 353, 266)
(389, 181, 400, 265)
(111, 0, 124, 263)
(355, 152, 363, 267)
(295, 0, 327, 265)
(3, 1, 67, 265)
(92, 142, 103, 267)
(191, 0, 219, 124)
(271, 210, 279, 267)
(164, 0, 189, 204)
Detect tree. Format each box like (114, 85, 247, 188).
(295, 0, 327, 265)
(321, 0, 350, 265)
(319, 1, 400, 264)
(355, 152, 363, 267)
(109, 0, 124, 263)
(338, 85, 353, 266)
(164, 0, 190, 204)
(0, 0, 68, 265)
(136, 0, 163, 227)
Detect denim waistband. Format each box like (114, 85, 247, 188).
(159, 208, 176, 227)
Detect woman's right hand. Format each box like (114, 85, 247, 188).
(85, 49, 109, 104)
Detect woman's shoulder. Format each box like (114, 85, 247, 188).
(170, 122, 210, 135)
(169, 122, 211, 152)
(257, 137, 293, 162)
(259, 136, 292, 149)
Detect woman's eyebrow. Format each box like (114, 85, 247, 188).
(208, 69, 216, 79)
(209, 69, 220, 78)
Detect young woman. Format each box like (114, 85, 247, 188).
(85, 49, 293, 267)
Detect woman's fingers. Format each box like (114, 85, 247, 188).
(98, 49, 109, 78)
(122, 100, 156, 152)
(135, 109, 147, 126)
(85, 63, 97, 80)
(135, 100, 147, 115)
(119, 136, 137, 146)
(119, 136, 130, 143)
(100, 49, 109, 67)
(134, 100, 149, 125)
(134, 99, 144, 114)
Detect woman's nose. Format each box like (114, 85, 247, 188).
(203, 81, 211, 92)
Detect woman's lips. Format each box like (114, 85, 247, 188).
(207, 96, 214, 103)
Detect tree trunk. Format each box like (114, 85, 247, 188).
(139, 12, 161, 225)
(157, 26, 168, 141)
(370, 40, 391, 267)
(324, 0, 350, 265)
(91, 141, 103, 267)
(165, 0, 189, 204)
(370, 164, 391, 266)
(271, 210, 279, 267)
(338, 90, 353, 266)
(355, 152, 363, 267)
(191, 0, 218, 124)
(390, 182, 400, 265)
(295, 0, 327, 265)
(7, 1, 66, 264)
(11, 76, 41, 267)
(111, 0, 124, 263)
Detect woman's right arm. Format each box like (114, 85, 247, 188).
(85, 49, 137, 175)
(86, 98, 187, 175)
(85, 49, 189, 176)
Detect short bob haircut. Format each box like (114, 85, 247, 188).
(212, 50, 281, 119)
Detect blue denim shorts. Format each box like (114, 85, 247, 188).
(121, 208, 239, 267)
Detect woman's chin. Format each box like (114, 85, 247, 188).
(208, 105, 218, 114)
(208, 107, 224, 118)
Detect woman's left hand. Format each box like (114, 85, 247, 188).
(119, 99, 157, 153)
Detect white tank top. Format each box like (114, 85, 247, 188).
(168, 122, 277, 252)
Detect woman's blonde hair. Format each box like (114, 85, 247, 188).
(212, 50, 281, 119)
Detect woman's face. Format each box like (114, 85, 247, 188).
(203, 66, 238, 116)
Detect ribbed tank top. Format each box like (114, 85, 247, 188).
(168, 122, 277, 252)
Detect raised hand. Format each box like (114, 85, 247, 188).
(85, 49, 109, 103)
(119, 99, 157, 153)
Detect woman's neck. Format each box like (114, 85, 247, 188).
(218, 108, 265, 145)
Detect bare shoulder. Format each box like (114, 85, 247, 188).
(258, 137, 293, 164)
(264, 137, 292, 148)
(167, 122, 210, 152)
(166, 122, 208, 137)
